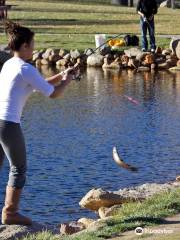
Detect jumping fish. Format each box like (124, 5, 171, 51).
(112, 147, 138, 172)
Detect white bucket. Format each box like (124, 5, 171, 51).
(95, 34, 106, 49)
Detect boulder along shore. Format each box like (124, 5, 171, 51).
(1, 38, 180, 72)
(0, 176, 179, 239)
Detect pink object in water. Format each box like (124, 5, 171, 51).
(124, 95, 140, 105)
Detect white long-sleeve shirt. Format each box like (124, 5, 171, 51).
(0, 57, 54, 123)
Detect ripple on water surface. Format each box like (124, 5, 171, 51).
(0, 68, 180, 224)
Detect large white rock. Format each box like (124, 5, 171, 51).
(124, 48, 142, 58)
(87, 54, 104, 67)
(98, 205, 121, 219)
(77, 218, 95, 228)
(79, 188, 133, 211)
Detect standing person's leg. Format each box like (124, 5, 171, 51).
(0, 144, 5, 169)
(148, 17, 156, 51)
(0, 120, 32, 225)
(140, 17, 148, 51)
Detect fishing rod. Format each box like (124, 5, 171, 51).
(85, 32, 131, 56)
(70, 32, 132, 80)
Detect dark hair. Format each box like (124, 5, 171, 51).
(4, 20, 34, 51)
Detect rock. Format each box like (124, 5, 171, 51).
(128, 58, 139, 69)
(79, 188, 135, 211)
(151, 63, 156, 70)
(77, 56, 87, 66)
(166, 58, 177, 67)
(121, 54, 129, 67)
(124, 48, 142, 58)
(35, 59, 42, 67)
(166, 55, 171, 60)
(155, 46, 162, 54)
(0, 222, 57, 240)
(114, 181, 180, 200)
(59, 49, 68, 57)
(63, 53, 71, 60)
(41, 59, 49, 65)
(32, 52, 42, 62)
(162, 49, 172, 55)
(169, 66, 180, 71)
(56, 58, 68, 67)
(177, 60, 180, 67)
(87, 54, 104, 67)
(102, 57, 121, 69)
(138, 66, 150, 71)
(77, 218, 95, 228)
(48, 54, 61, 63)
(84, 48, 94, 56)
(60, 221, 85, 235)
(51, 49, 60, 56)
(136, 52, 147, 61)
(155, 55, 166, 64)
(176, 176, 180, 181)
(98, 205, 121, 219)
(70, 49, 81, 59)
(110, 58, 122, 69)
(99, 46, 111, 56)
(158, 62, 169, 69)
(143, 54, 154, 65)
(86, 218, 108, 232)
(170, 38, 180, 56)
(42, 48, 53, 60)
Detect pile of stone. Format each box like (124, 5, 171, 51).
(0, 176, 179, 239)
(1, 38, 180, 72)
(87, 38, 180, 71)
(59, 176, 180, 236)
(30, 38, 180, 72)
(32, 48, 87, 69)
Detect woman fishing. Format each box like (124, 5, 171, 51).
(0, 20, 76, 225)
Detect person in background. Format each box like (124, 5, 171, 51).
(0, 20, 77, 225)
(137, 0, 158, 53)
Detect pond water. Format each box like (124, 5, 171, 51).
(0, 66, 180, 225)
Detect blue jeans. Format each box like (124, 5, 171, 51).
(140, 16, 156, 50)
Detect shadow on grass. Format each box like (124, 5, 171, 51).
(13, 7, 136, 15)
(11, 18, 139, 26)
(124, 216, 163, 224)
(25, 0, 111, 5)
(107, 216, 163, 227)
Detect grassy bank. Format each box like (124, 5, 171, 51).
(20, 188, 180, 240)
(0, 0, 179, 50)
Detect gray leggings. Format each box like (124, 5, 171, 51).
(0, 120, 27, 189)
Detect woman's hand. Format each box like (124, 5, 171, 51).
(60, 63, 80, 83)
(60, 67, 74, 84)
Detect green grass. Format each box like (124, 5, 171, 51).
(0, 0, 179, 50)
(19, 188, 180, 240)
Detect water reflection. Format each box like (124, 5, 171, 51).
(0, 66, 180, 225)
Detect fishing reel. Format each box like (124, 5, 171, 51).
(64, 62, 81, 81)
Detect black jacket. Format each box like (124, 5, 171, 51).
(136, 0, 158, 18)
